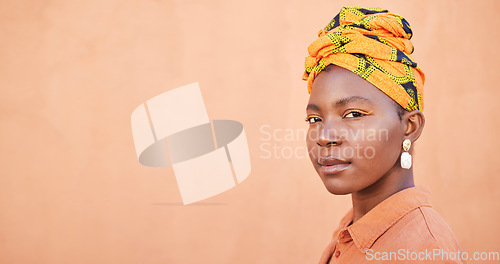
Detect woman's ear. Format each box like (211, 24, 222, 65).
(403, 110, 425, 142)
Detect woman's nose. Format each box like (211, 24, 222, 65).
(317, 120, 343, 147)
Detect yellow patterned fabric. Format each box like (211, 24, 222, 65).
(303, 6, 425, 111)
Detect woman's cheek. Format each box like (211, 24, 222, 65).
(359, 129, 400, 168)
(306, 130, 318, 162)
(348, 127, 388, 164)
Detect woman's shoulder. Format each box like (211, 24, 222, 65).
(380, 205, 462, 252)
(418, 206, 462, 250)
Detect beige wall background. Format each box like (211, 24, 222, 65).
(1, 0, 499, 263)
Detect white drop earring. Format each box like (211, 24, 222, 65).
(400, 139, 412, 169)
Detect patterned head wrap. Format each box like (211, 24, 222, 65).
(303, 6, 425, 111)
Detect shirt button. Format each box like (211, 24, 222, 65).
(335, 250, 341, 258)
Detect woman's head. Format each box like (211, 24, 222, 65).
(303, 7, 426, 195)
(306, 65, 424, 195)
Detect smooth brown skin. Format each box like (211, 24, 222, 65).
(306, 65, 425, 223)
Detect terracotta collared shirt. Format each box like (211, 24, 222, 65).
(319, 186, 465, 264)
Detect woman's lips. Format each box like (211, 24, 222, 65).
(319, 163, 350, 175)
(318, 157, 350, 175)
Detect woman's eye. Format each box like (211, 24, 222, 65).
(344, 111, 365, 118)
(305, 116, 322, 124)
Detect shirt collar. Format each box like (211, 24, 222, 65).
(336, 186, 433, 253)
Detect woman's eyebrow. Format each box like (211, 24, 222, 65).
(334, 96, 373, 107)
(306, 96, 373, 112)
(306, 104, 320, 111)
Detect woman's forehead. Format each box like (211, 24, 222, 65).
(309, 66, 393, 107)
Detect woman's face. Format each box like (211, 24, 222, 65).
(306, 65, 405, 195)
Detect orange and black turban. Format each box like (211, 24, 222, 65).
(303, 6, 425, 111)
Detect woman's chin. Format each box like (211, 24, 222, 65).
(323, 182, 354, 195)
(319, 172, 356, 195)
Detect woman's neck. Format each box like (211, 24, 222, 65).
(350, 167, 415, 223)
